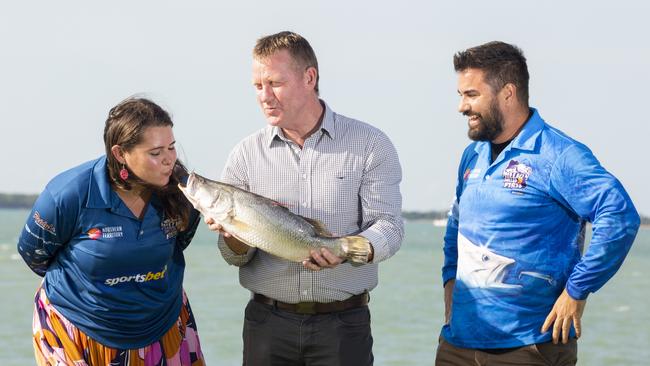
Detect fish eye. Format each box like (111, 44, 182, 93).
(481, 254, 489, 262)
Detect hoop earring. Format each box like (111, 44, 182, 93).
(119, 164, 129, 180)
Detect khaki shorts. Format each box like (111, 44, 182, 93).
(435, 336, 577, 366)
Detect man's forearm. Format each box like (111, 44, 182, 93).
(224, 235, 250, 254)
(444, 279, 456, 324)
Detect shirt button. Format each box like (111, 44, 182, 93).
(485, 175, 491, 180)
(302, 202, 307, 207)
(139, 230, 144, 235)
(302, 174, 307, 179)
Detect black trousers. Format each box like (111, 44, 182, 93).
(242, 299, 374, 366)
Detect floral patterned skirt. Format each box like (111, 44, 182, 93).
(32, 286, 205, 366)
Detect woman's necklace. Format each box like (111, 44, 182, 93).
(117, 189, 150, 220)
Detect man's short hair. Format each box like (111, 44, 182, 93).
(254, 31, 320, 93)
(454, 41, 529, 106)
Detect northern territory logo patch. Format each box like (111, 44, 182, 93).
(87, 226, 123, 240)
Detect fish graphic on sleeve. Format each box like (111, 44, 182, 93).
(457, 233, 521, 289)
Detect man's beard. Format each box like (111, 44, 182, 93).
(465, 100, 504, 142)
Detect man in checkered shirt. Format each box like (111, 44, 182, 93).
(205, 31, 404, 365)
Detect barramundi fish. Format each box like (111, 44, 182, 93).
(178, 172, 372, 263)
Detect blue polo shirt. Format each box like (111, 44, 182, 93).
(441, 109, 640, 348)
(18, 156, 199, 349)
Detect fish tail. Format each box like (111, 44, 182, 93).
(339, 236, 371, 264)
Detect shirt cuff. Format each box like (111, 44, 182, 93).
(442, 267, 457, 287)
(359, 227, 388, 263)
(217, 235, 256, 266)
(565, 280, 589, 300)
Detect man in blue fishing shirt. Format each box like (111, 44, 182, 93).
(435, 41, 640, 366)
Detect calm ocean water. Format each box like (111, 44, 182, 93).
(1, 208, 648, 365)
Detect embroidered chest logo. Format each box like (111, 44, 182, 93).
(502, 160, 532, 189)
(87, 226, 123, 240)
(161, 217, 180, 239)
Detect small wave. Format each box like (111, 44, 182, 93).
(10, 253, 21, 261)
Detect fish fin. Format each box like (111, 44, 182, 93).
(208, 208, 235, 223)
(339, 236, 371, 264)
(229, 218, 253, 233)
(300, 216, 333, 237)
(269, 200, 291, 208)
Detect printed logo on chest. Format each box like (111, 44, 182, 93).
(161, 217, 180, 239)
(87, 226, 124, 240)
(502, 160, 532, 189)
(463, 168, 482, 180)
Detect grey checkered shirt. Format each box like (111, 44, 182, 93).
(217, 101, 403, 303)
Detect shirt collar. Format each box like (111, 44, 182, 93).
(85, 155, 165, 220)
(473, 107, 545, 154)
(267, 100, 337, 147)
(510, 108, 545, 152)
(86, 156, 165, 220)
(86, 155, 113, 209)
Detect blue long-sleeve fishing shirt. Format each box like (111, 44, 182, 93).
(17, 156, 199, 349)
(441, 108, 640, 348)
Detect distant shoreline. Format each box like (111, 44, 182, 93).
(1, 193, 648, 227)
(0, 195, 453, 218)
(0, 193, 38, 209)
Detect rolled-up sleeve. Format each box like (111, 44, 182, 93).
(217, 235, 257, 266)
(359, 131, 404, 263)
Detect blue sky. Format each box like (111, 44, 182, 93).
(1, 0, 648, 215)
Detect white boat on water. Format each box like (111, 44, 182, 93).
(432, 219, 447, 227)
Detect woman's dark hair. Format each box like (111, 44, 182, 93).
(103, 97, 192, 230)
